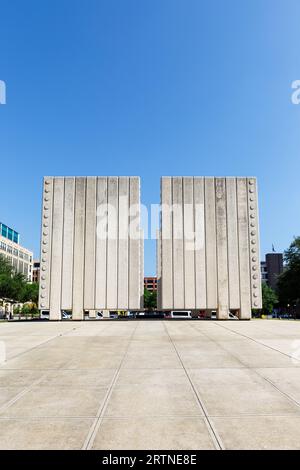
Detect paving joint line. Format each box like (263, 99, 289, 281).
(162, 321, 224, 450)
(213, 321, 300, 363)
(0, 371, 51, 414)
(0, 324, 86, 411)
(193, 323, 300, 411)
(82, 322, 139, 450)
(0, 323, 84, 365)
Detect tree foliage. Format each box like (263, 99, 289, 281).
(144, 288, 157, 310)
(277, 236, 300, 306)
(0, 255, 38, 303)
(261, 282, 278, 314)
(20, 282, 39, 303)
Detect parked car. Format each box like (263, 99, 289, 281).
(170, 311, 192, 319)
(197, 310, 206, 319)
(61, 311, 72, 319)
(40, 311, 49, 320)
(229, 312, 239, 320)
(136, 311, 145, 317)
(211, 311, 238, 320)
(279, 313, 293, 319)
(143, 311, 165, 319)
(109, 312, 118, 319)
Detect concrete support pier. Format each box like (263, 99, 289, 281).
(157, 176, 262, 319)
(38, 176, 143, 320)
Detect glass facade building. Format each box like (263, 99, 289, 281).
(0, 222, 19, 244)
(0, 222, 32, 282)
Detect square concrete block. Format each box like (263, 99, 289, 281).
(66, 354, 124, 370)
(179, 349, 243, 369)
(116, 368, 191, 387)
(256, 368, 300, 403)
(39, 369, 116, 389)
(0, 418, 93, 450)
(122, 351, 182, 369)
(189, 368, 300, 416)
(0, 353, 70, 370)
(219, 339, 300, 368)
(0, 370, 43, 388)
(105, 368, 202, 418)
(0, 388, 24, 408)
(211, 416, 300, 450)
(91, 417, 216, 450)
(0, 386, 108, 418)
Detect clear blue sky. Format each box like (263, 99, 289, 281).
(1, 0, 300, 275)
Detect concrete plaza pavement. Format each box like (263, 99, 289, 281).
(0, 319, 300, 450)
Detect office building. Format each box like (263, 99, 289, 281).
(0, 222, 33, 281)
(144, 277, 157, 292)
(260, 252, 283, 290)
(32, 260, 40, 283)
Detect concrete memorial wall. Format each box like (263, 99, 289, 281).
(38, 176, 143, 320)
(158, 177, 262, 319)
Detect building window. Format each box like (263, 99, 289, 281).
(0, 223, 19, 244)
(7, 228, 13, 241)
(1, 224, 8, 238)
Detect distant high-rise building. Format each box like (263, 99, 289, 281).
(32, 260, 40, 283)
(260, 252, 283, 290)
(144, 277, 157, 292)
(0, 222, 33, 281)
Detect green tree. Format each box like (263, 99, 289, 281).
(21, 304, 31, 316)
(0, 255, 19, 299)
(0, 254, 30, 302)
(0, 254, 14, 277)
(11, 272, 27, 301)
(277, 236, 300, 306)
(261, 282, 278, 314)
(144, 288, 157, 310)
(20, 282, 39, 303)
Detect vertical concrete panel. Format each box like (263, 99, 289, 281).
(205, 178, 217, 309)
(49, 177, 65, 320)
(156, 230, 162, 310)
(215, 178, 229, 319)
(118, 177, 129, 309)
(95, 177, 108, 309)
(172, 177, 184, 309)
(226, 178, 240, 310)
(194, 177, 206, 309)
(39, 177, 54, 310)
(247, 178, 262, 309)
(129, 177, 141, 309)
(161, 177, 173, 309)
(106, 177, 118, 310)
(183, 177, 196, 309)
(140, 228, 144, 309)
(61, 177, 75, 310)
(84, 177, 97, 310)
(72, 177, 86, 320)
(237, 178, 251, 319)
